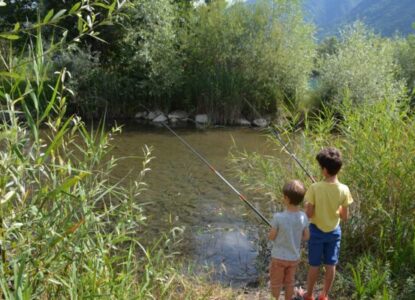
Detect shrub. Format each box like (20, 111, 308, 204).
(394, 31, 415, 100)
(317, 22, 404, 104)
(180, 0, 315, 123)
(350, 255, 394, 299)
(118, 0, 183, 101)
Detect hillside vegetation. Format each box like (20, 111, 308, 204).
(308, 0, 415, 37)
(303, 0, 361, 30)
(340, 0, 415, 36)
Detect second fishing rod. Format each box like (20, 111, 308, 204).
(243, 98, 316, 184)
(141, 107, 272, 227)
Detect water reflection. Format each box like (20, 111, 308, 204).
(193, 224, 260, 286)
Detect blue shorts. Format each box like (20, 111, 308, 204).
(308, 223, 341, 266)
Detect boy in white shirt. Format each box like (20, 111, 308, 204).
(269, 180, 310, 300)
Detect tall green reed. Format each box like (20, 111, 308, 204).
(0, 4, 179, 299)
(0, 59, 153, 298)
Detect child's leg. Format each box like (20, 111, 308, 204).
(284, 286, 294, 300)
(306, 266, 319, 297)
(322, 265, 336, 297)
(269, 258, 284, 299)
(306, 224, 324, 298)
(321, 227, 341, 298)
(321, 226, 341, 297)
(283, 261, 298, 300)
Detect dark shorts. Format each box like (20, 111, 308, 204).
(308, 223, 341, 266)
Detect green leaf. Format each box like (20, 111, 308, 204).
(12, 22, 20, 32)
(56, 174, 88, 195)
(0, 33, 20, 40)
(21, 98, 39, 142)
(77, 17, 84, 33)
(51, 9, 67, 22)
(38, 116, 73, 164)
(69, 2, 81, 14)
(0, 71, 24, 80)
(93, 2, 111, 10)
(38, 72, 62, 124)
(44, 9, 54, 23)
(1, 191, 16, 205)
(109, 0, 117, 14)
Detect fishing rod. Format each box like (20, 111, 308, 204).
(140, 106, 272, 227)
(243, 98, 316, 184)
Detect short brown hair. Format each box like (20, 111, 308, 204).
(282, 180, 306, 205)
(316, 147, 343, 176)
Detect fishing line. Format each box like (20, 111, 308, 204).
(243, 98, 316, 183)
(140, 105, 272, 227)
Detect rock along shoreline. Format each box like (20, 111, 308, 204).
(134, 110, 271, 128)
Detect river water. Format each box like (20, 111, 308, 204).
(111, 124, 281, 287)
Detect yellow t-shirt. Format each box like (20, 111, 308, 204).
(305, 181, 353, 232)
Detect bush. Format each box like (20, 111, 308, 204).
(179, 0, 315, 123)
(350, 255, 394, 299)
(118, 0, 183, 102)
(317, 22, 404, 104)
(394, 31, 415, 100)
(0, 9, 158, 294)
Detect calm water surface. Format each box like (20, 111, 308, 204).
(111, 124, 281, 286)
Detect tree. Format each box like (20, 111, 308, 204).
(317, 22, 404, 104)
(118, 0, 183, 101)
(395, 27, 415, 97)
(179, 0, 315, 122)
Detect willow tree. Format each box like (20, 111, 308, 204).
(317, 22, 404, 104)
(395, 26, 415, 98)
(179, 0, 316, 123)
(119, 0, 183, 103)
(57, 0, 184, 116)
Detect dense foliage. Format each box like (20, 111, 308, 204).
(1, 0, 316, 121)
(179, 0, 315, 123)
(316, 23, 403, 104)
(395, 31, 415, 97)
(0, 3, 150, 298)
(2, 1, 415, 121)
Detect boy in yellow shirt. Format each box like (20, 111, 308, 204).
(302, 147, 353, 300)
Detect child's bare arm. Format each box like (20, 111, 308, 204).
(339, 206, 349, 221)
(302, 227, 310, 241)
(268, 228, 278, 241)
(305, 202, 315, 219)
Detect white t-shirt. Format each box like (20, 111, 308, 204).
(270, 211, 308, 261)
